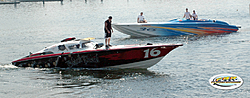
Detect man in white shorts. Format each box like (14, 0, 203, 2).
(137, 12, 147, 23)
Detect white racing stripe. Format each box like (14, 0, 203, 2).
(107, 57, 164, 69)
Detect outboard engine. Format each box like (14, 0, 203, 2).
(95, 43, 104, 49)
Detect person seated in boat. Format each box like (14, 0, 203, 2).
(137, 12, 147, 23)
(191, 10, 198, 20)
(183, 8, 192, 20)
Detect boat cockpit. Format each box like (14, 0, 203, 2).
(28, 38, 104, 57)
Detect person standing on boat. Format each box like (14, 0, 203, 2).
(104, 16, 113, 47)
(192, 10, 198, 20)
(183, 8, 192, 20)
(137, 12, 147, 23)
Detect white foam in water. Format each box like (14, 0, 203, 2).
(0, 63, 18, 68)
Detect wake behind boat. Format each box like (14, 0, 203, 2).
(12, 37, 182, 69)
(112, 18, 241, 37)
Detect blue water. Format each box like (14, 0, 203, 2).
(1, 0, 250, 97)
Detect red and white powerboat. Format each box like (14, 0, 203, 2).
(12, 37, 182, 69)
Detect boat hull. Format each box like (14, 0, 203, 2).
(113, 19, 239, 37)
(12, 44, 182, 69)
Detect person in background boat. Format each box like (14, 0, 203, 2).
(192, 10, 198, 20)
(137, 12, 147, 23)
(104, 16, 113, 47)
(183, 8, 192, 20)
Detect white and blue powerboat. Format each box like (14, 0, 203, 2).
(112, 19, 240, 37)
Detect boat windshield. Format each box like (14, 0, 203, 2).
(68, 44, 80, 50)
(168, 18, 228, 25)
(168, 18, 211, 22)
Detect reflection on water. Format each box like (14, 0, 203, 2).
(34, 68, 162, 89)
